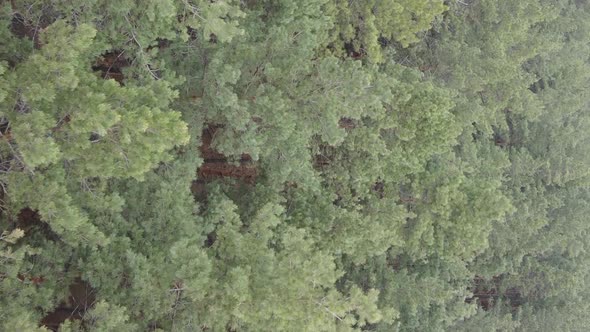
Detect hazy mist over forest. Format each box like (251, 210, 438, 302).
(1, 1, 589, 331)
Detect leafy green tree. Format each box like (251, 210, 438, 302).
(1, 20, 188, 246)
(1, 0, 589, 330)
(327, 0, 447, 62)
(59, 301, 139, 332)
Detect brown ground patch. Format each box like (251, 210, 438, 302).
(41, 278, 96, 331)
(92, 51, 128, 84)
(196, 125, 257, 182)
(466, 275, 523, 311)
(192, 125, 258, 201)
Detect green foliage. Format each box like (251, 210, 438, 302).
(327, 0, 447, 62)
(451, 307, 520, 332)
(60, 301, 139, 332)
(0, 0, 588, 330)
(183, 189, 383, 331)
(0, 20, 188, 247)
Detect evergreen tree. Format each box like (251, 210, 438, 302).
(0, 0, 588, 330)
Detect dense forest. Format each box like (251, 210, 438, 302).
(1, 0, 589, 331)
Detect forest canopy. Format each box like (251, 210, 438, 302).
(1, 0, 589, 331)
